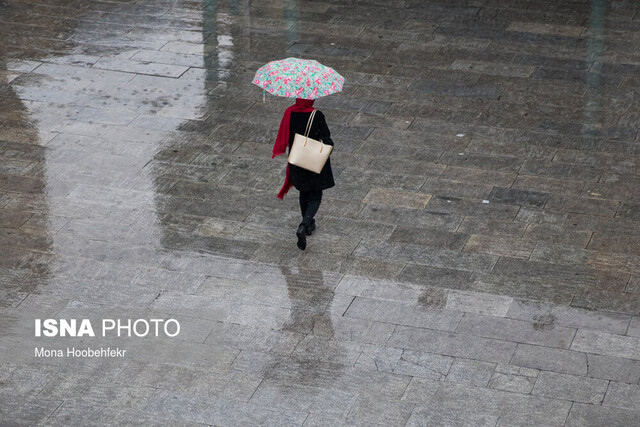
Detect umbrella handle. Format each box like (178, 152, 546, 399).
(262, 90, 265, 103)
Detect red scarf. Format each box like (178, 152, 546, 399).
(272, 98, 315, 199)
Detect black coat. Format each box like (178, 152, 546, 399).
(288, 110, 335, 192)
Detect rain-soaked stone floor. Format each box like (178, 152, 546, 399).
(2, 0, 640, 425)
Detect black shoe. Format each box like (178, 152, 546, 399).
(306, 220, 315, 236)
(296, 224, 307, 250)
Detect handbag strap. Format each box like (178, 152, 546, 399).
(304, 110, 317, 137)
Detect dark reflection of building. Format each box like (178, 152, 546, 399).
(0, 1, 53, 308)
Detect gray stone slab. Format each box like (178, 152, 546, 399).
(231, 350, 411, 398)
(388, 226, 468, 250)
(507, 299, 631, 335)
(457, 313, 577, 349)
(571, 330, 640, 360)
(405, 380, 571, 426)
(334, 275, 423, 304)
(394, 350, 453, 380)
(603, 382, 640, 411)
(345, 297, 463, 331)
(572, 288, 640, 316)
(250, 380, 358, 418)
(522, 223, 593, 247)
(488, 186, 549, 207)
(143, 389, 308, 426)
(463, 234, 535, 258)
(425, 195, 520, 220)
(492, 257, 627, 291)
(533, 371, 609, 404)
(488, 371, 536, 394)
(472, 274, 578, 305)
(513, 174, 585, 196)
(439, 166, 517, 187)
(587, 353, 640, 384)
(115, 361, 262, 401)
(357, 204, 464, 231)
(515, 206, 568, 225)
(44, 401, 207, 426)
(629, 316, 640, 337)
(421, 178, 495, 199)
(38, 377, 157, 411)
(546, 194, 620, 217)
(354, 241, 498, 273)
(445, 358, 496, 387)
(388, 325, 517, 364)
(0, 395, 64, 425)
(397, 264, 475, 291)
(406, 406, 499, 427)
(347, 394, 415, 426)
(445, 290, 513, 317)
(339, 256, 405, 280)
(566, 402, 640, 427)
(457, 216, 527, 237)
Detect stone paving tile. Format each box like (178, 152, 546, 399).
(354, 241, 498, 273)
(426, 195, 520, 220)
(388, 226, 468, 250)
(406, 405, 499, 427)
(421, 178, 495, 199)
(522, 223, 593, 247)
(445, 358, 496, 387)
(565, 403, 640, 427)
(345, 297, 463, 331)
(231, 351, 411, 399)
(0, 395, 64, 426)
(339, 256, 405, 281)
(457, 216, 527, 237)
(507, 299, 631, 335)
(488, 368, 537, 394)
(532, 371, 609, 404)
(603, 382, 640, 411)
(250, 380, 358, 418)
(492, 257, 629, 292)
(628, 316, 640, 337)
(572, 288, 640, 316)
(334, 275, 423, 305)
(347, 394, 415, 426)
(397, 264, 475, 291)
(144, 389, 308, 426)
(403, 379, 572, 426)
(587, 353, 640, 384)
(388, 326, 516, 364)
(463, 234, 535, 258)
(571, 330, 640, 360)
(439, 166, 517, 187)
(358, 204, 464, 230)
(362, 188, 431, 209)
(445, 290, 512, 317)
(457, 313, 576, 349)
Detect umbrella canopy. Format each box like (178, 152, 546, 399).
(252, 57, 344, 100)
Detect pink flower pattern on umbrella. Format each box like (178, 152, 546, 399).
(252, 57, 344, 100)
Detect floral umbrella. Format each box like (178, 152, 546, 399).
(252, 57, 344, 100)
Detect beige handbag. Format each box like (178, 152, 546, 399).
(288, 110, 333, 174)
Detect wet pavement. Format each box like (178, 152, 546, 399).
(1, 0, 640, 425)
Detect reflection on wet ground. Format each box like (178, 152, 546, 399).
(2, 0, 640, 424)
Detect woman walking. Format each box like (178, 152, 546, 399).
(272, 98, 335, 250)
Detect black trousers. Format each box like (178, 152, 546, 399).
(299, 190, 322, 226)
